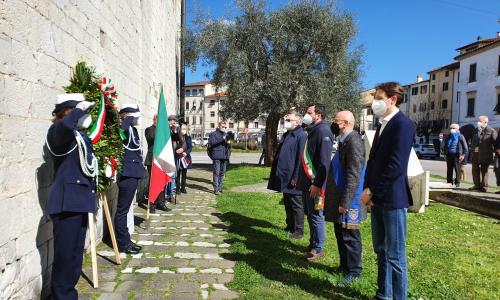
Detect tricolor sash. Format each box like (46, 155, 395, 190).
(301, 139, 325, 210)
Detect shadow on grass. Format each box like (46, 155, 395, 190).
(220, 211, 368, 299)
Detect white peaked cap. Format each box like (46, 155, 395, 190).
(55, 93, 85, 105)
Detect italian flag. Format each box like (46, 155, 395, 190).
(148, 87, 176, 203)
(88, 93, 106, 144)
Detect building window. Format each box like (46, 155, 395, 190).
(366, 108, 373, 115)
(210, 123, 215, 128)
(498, 55, 500, 76)
(185, 89, 191, 96)
(445, 70, 449, 77)
(420, 85, 427, 94)
(495, 93, 500, 114)
(220, 100, 225, 106)
(199, 116, 203, 124)
(442, 82, 449, 91)
(209, 99, 215, 106)
(413, 104, 417, 113)
(192, 116, 196, 125)
(403, 94, 408, 103)
(441, 99, 448, 109)
(469, 63, 477, 82)
(431, 85, 435, 93)
(411, 87, 418, 95)
(191, 89, 198, 96)
(467, 98, 475, 117)
(432, 74, 436, 80)
(457, 72, 460, 83)
(229, 122, 234, 128)
(423, 103, 427, 111)
(199, 89, 204, 96)
(430, 101, 435, 110)
(210, 111, 215, 117)
(186, 102, 189, 110)
(254, 122, 259, 128)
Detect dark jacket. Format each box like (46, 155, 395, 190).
(471, 126, 497, 164)
(324, 131, 367, 223)
(120, 116, 145, 178)
(298, 120, 334, 192)
(144, 124, 156, 166)
(267, 126, 307, 195)
(179, 135, 193, 169)
(46, 108, 97, 215)
(364, 111, 415, 209)
(208, 129, 230, 160)
(443, 133, 468, 157)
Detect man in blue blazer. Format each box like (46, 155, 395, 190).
(361, 82, 415, 300)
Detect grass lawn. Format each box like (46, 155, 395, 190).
(217, 166, 500, 300)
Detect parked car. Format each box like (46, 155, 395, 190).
(192, 139, 201, 146)
(202, 137, 209, 147)
(413, 144, 438, 159)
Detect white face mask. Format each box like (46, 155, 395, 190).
(303, 114, 313, 125)
(371, 100, 388, 117)
(450, 129, 458, 134)
(477, 122, 484, 129)
(283, 121, 292, 130)
(77, 114, 92, 129)
(132, 116, 141, 126)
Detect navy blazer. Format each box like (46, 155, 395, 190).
(298, 120, 334, 192)
(46, 108, 97, 215)
(364, 111, 415, 209)
(208, 129, 229, 160)
(120, 116, 145, 178)
(267, 126, 307, 195)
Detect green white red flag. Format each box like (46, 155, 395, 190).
(88, 93, 106, 144)
(148, 87, 176, 203)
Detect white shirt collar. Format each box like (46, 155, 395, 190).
(380, 108, 400, 125)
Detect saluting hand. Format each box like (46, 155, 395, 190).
(76, 101, 94, 111)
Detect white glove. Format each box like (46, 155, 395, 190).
(76, 101, 94, 111)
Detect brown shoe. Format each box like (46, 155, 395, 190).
(306, 250, 324, 261)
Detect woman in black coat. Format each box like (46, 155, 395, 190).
(176, 124, 192, 193)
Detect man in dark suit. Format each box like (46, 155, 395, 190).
(208, 121, 231, 194)
(470, 116, 497, 192)
(268, 111, 307, 239)
(361, 82, 415, 300)
(298, 103, 334, 261)
(144, 114, 169, 212)
(324, 111, 366, 286)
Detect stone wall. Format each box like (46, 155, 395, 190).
(0, 0, 181, 298)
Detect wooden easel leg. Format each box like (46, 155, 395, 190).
(87, 212, 99, 288)
(101, 195, 122, 264)
(145, 201, 150, 220)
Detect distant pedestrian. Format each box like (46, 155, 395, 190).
(442, 123, 468, 187)
(361, 82, 415, 300)
(493, 133, 500, 194)
(208, 121, 231, 194)
(268, 111, 307, 239)
(325, 111, 366, 286)
(298, 103, 334, 262)
(469, 116, 497, 192)
(166, 115, 180, 201)
(259, 133, 267, 165)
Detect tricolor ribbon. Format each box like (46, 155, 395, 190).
(88, 93, 107, 144)
(98, 77, 118, 109)
(301, 139, 325, 210)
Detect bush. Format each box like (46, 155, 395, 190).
(232, 140, 258, 150)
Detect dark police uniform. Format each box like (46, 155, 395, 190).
(46, 108, 97, 300)
(116, 115, 145, 250)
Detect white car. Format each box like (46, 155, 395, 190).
(202, 137, 209, 147)
(413, 144, 438, 159)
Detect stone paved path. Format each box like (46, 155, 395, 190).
(77, 169, 238, 300)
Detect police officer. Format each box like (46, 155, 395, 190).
(45, 94, 97, 300)
(116, 104, 145, 254)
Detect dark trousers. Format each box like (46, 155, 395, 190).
(334, 223, 362, 276)
(116, 176, 138, 249)
(147, 165, 165, 205)
(283, 193, 304, 235)
(176, 168, 188, 191)
(446, 155, 461, 185)
(471, 152, 490, 188)
(258, 149, 266, 165)
(50, 212, 88, 300)
(213, 159, 227, 191)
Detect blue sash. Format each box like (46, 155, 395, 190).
(331, 148, 365, 229)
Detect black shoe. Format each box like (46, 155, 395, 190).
(289, 232, 303, 239)
(157, 200, 170, 211)
(149, 205, 156, 214)
(130, 242, 142, 251)
(337, 273, 360, 286)
(479, 187, 487, 192)
(120, 243, 141, 254)
(180, 188, 187, 194)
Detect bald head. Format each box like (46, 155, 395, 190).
(334, 110, 355, 135)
